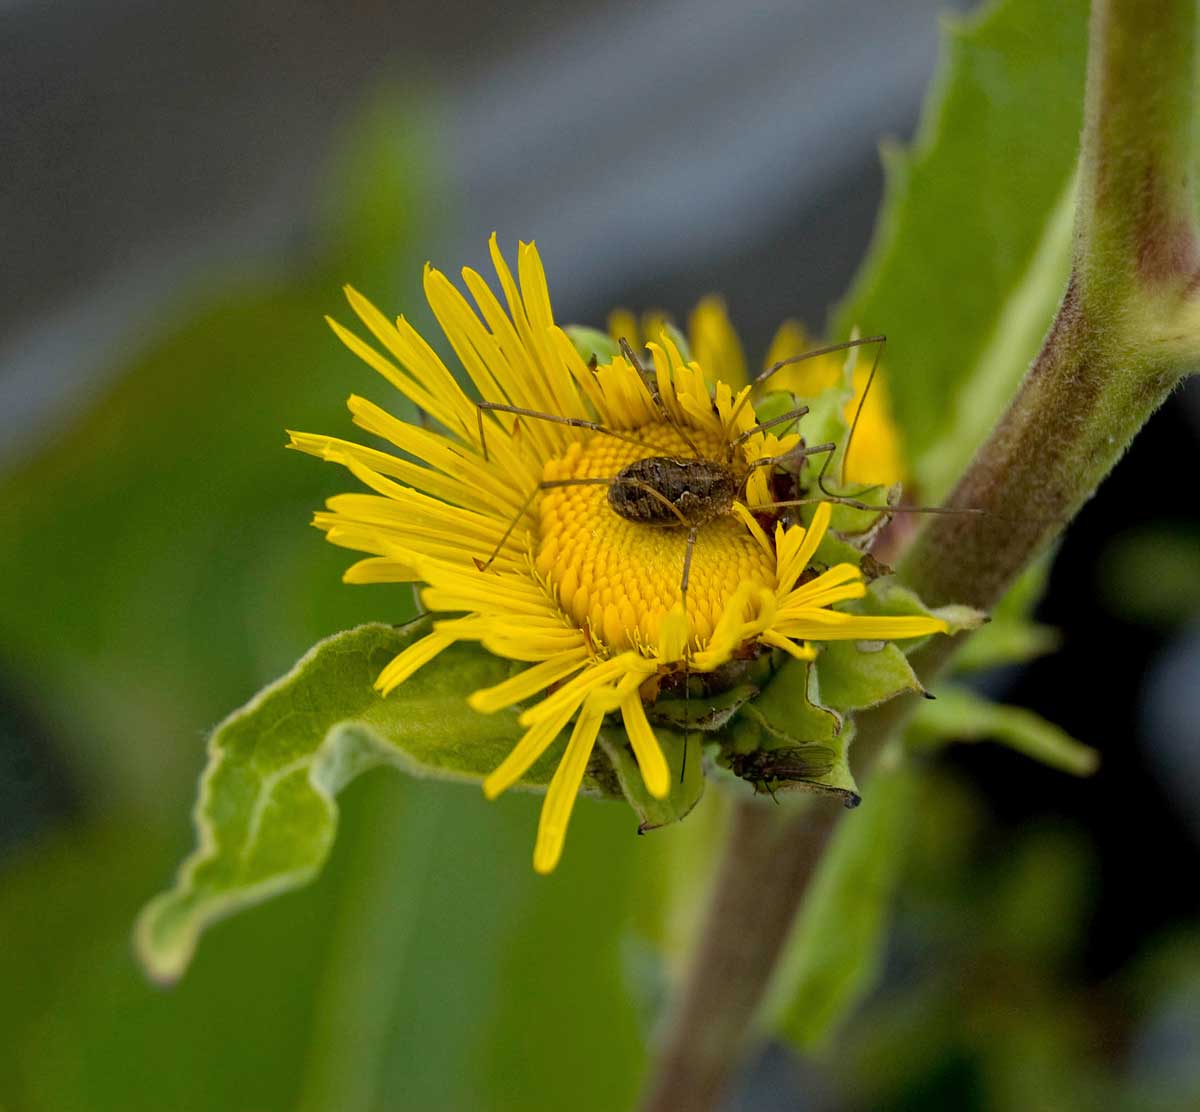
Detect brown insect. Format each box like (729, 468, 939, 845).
(607, 456, 736, 527)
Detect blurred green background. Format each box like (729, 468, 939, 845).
(3, 2, 1199, 1109)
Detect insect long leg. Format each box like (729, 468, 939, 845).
(837, 334, 885, 490)
(678, 525, 697, 786)
(735, 441, 837, 503)
(474, 481, 546, 572)
(756, 335, 887, 393)
(726, 334, 887, 429)
(679, 525, 697, 613)
(476, 474, 694, 572)
(777, 335, 883, 499)
(813, 429, 877, 503)
(728, 404, 810, 449)
(475, 401, 647, 462)
(744, 441, 837, 473)
(743, 496, 984, 517)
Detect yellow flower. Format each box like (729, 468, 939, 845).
(291, 237, 947, 873)
(614, 297, 906, 486)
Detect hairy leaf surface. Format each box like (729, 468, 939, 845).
(135, 620, 619, 982)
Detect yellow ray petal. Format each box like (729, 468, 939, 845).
(774, 610, 949, 641)
(482, 696, 581, 801)
(519, 654, 648, 727)
(467, 650, 591, 714)
(759, 630, 818, 660)
(619, 687, 670, 799)
(375, 630, 458, 696)
(775, 501, 834, 594)
(607, 308, 640, 349)
(688, 295, 748, 389)
(532, 692, 611, 873)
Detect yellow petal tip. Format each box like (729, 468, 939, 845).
(481, 772, 508, 801)
(645, 773, 671, 800)
(532, 844, 561, 875)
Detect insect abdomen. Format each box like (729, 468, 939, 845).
(608, 456, 737, 527)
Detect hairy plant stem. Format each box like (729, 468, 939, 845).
(640, 796, 845, 1112)
(639, 2, 1200, 1107)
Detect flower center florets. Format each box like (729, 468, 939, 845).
(533, 422, 777, 653)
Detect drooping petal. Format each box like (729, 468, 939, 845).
(374, 629, 459, 696)
(532, 690, 614, 874)
(619, 685, 670, 800)
(482, 698, 582, 801)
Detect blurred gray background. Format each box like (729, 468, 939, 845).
(2, 0, 957, 462)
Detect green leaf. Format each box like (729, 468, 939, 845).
(135, 619, 617, 984)
(599, 726, 705, 833)
(564, 325, 621, 366)
(714, 637, 929, 804)
(814, 524, 870, 570)
(813, 641, 924, 712)
(955, 553, 1061, 670)
(834, 0, 1089, 499)
(766, 757, 919, 1049)
(954, 616, 1061, 672)
(757, 659, 845, 741)
(907, 684, 1099, 776)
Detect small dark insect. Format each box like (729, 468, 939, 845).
(727, 745, 861, 808)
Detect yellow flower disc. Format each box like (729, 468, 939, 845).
(534, 423, 776, 651)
